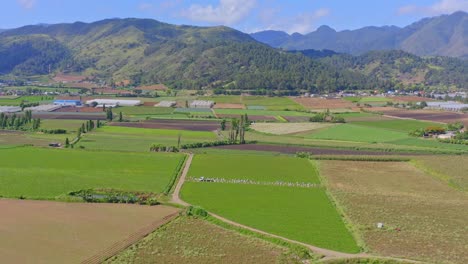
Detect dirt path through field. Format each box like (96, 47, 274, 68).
(170, 153, 422, 262)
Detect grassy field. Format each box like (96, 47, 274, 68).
(0, 95, 54, 105)
(79, 126, 218, 152)
(40, 119, 85, 132)
(320, 160, 468, 264)
(251, 122, 335, 135)
(107, 216, 302, 264)
(181, 182, 359, 253)
(187, 153, 320, 183)
(0, 147, 184, 199)
(306, 124, 410, 143)
(242, 96, 304, 110)
(0, 199, 178, 264)
(412, 155, 468, 191)
(352, 119, 441, 132)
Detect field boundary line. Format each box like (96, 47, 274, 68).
(171, 152, 193, 206)
(81, 211, 179, 264)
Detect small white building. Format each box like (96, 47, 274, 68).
(155, 101, 176, 107)
(85, 99, 142, 107)
(189, 100, 214, 108)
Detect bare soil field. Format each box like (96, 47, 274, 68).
(33, 113, 106, 120)
(53, 106, 104, 113)
(107, 216, 301, 264)
(381, 109, 468, 124)
(111, 120, 223, 131)
(218, 114, 277, 121)
(214, 103, 245, 109)
(210, 144, 417, 156)
(294, 98, 355, 109)
(320, 161, 468, 264)
(136, 84, 168, 91)
(282, 116, 310, 122)
(391, 96, 434, 102)
(0, 199, 179, 264)
(251, 122, 335, 135)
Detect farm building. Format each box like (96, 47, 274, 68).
(190, 100, 214, 108)
(155, 101, 176, 107)
(24, 104, 62, 112)
(85, 99, 142, 107)
(426, 101, 468, 112)
(53, 100, 82, 106)
(0, 106, 22, 113)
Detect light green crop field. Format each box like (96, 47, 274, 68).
(352, 119, 441, 132)
(359, 97, 392, 103)
(188, 154, 320, 183)
(214, 108, 314, 117)
(306, 124, 410, 143)
(78, 126, 217, 152)
(40, 119, 85, 132)
(181, 182, 359, 253)
(0, 147, 184, 199)
(0, 95, 54, 106)
(388, 138, 468, 151)
(242, 96, 304, 110)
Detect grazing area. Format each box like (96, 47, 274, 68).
(187, 153, 320, 183)
(320, 160, 468, 264)
(0, 199, 179, 264)
(79, 126, 217, 152)
(251, 122, 335, 135)
(181, 182, 359, 253)
(107, 216, 302, 264)
(0, 147, 184, 199)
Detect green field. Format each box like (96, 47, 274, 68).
(352, 119, 440, 132)
(199, 96, 303, 110)
(40, 119, 85, 132)
(0, 95, 54, 106)
(306, 124, 410, 143)
(0, 147, 184, 199)
(79, 126, 218, 152)
(188, 154, 320, 183)
(181, 182, 359, 253)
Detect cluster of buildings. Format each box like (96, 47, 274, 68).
(426, 101, 468, 112)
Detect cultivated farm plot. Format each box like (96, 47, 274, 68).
(251, 122, 335, 135)
(0, 147, 184, 199)
(294, 98, 355, 109)
(0, 95, 54, 106)
(40, 119, 85, 132)
(107, 216, 299, 264)
(79, 126, 218, 152)
(182, 183, 359, 253)
(0, 199, 179, 264)
(351, 119, 441, 133)
(187, 153, 320, 183)
(118, 106, 175, 116)
(320, 160, 468, 264)
(413, 155, 468, 191)
(181, 153, 359, 253)
(306, 124, 410, 143)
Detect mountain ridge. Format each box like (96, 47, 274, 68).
(251, 11, 468, 58)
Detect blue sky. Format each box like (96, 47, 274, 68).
(1, 0, 467, 33)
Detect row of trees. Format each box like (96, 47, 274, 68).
(0, 111, 40, 130)
(227, 114, 249, 144)
(66, 120, 101, 148)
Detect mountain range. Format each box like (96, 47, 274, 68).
(251, 11, 468, 59)
(0, 15, 467, 92)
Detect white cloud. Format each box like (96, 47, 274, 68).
(254, 8, 330, 34)
(398, 0, 468, 15)
(17, 0, 36, 9)
(182, 0, 257, 25)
